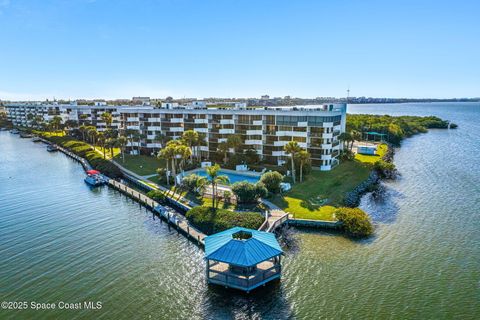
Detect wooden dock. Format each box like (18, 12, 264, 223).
(108, 179, 206, 246)
(41, 137, 206, 247)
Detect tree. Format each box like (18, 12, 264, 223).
(350, 130, 362, 151)
(79, 125, 87, 141)
(97, 132, 106, 159)
(284, 141, 302, 183)
(335, 207, 373, 237)
(182, 130, 199, 162)
(231, 181, 268, 204)
(158, 145, 176, 186)
(245, 148, 260, 164)
(295, 150, 311, 183)
(50, 116, 63, 132)
(217, 141, 229, 164)
(154, 131, 168, 154)
(176, 144, 192, 172)
(106, 138, 116, 158)
(338, 132, 353, 151)
(101, 112, 113, 128)
(227, 134, 243, 153)
(117, 136, 127, 162)
(206, 164, 229, 209)
(87, 127, 98, 146)
(260, 171, 284, 194)
(64, 120, 78, 130)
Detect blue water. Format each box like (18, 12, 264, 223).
(192, 169, 260, 184)
(0, 102, 479, 319)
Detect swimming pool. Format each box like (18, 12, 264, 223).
(190, 169, 260, 184)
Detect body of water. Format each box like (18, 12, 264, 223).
(0, 102, 479, 319)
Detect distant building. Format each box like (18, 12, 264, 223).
(261, 95, 270, 100)
(132, 97, 151, 106)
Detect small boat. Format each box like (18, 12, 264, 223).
(20, 132, 33, 138)
(32, 137, 42, 142)
(0, 128, 8, 131)
(84, 170, 107, 187)
(10, 129, 20, 134)
(47, 144, 58, 152)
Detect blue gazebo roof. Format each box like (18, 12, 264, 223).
(204, 227, 283, 267)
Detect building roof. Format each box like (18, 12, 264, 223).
(204, 227, 283, 267)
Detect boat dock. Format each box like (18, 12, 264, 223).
(38, 137, 206, 247)
(108, 179, 206, 246)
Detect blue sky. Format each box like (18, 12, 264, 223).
(0, 0, 479, 100)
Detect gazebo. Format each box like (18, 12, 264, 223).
(204, 227, 283, 292)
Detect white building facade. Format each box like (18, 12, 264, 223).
(6, 102, 346, 170)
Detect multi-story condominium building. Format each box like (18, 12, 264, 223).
(5, 102, 346, 171)
(5, 102, 121, 132)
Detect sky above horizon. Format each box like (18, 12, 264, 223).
(0, 0, 479, 100)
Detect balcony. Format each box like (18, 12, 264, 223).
(322, 122, 334, 128)
(246, 130, 262, 135)
(321, 154, 332, 161)
(219, 128, 234, 134)
(194, 128, 208, 133)
(322, 133, 333, 139)
(252, 120, 263, 126)
(220, 119, 234, 125)
(169, 127, 184, 132)
(126, 125, 140, 130)
(321, 143, 333, 149)
(127, 117, 139, 122)
(170, 118, 184, 123)
(245, 139, 263, 145)
(194, 118, 208, 124)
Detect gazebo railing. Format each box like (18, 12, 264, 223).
(208, 264, 281, 290)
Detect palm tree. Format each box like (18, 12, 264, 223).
(176, 145, 192, 172)
(97, 132, 106, 159)
(87, 127, 98, 146)
(227, 134, 242, 153)
(117, 136, 127, 162)
(101, 112, 113, 129)
(159, 145, 176, 186)
(284, 140, 302, 183)
(50, 116, 62, 132)
(206, 164, 229, 209)
(295, 150, 311, 183)
(182, 130, 198, 162)
(79, 125, 87, 141)
(218, 141, 229, 164)
(153, 131, 166, 154)
(338, 132, 353, 152)
(350, 130, 362, 151)
(106, 138, 116, 158)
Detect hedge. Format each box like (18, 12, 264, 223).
(186, 206, 264, 235)
(40, 134, 122, 178)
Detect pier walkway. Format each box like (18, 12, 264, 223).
(259, 199, 290, 232)
(108, 179, 206, 246)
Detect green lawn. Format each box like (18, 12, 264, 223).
(271, 160, 371, 220)
(113, 154, 166, 176)
(355, 143, 387, 163)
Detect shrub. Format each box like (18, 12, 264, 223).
(231, 181, 268, 204)
(335, 207, 373, 237)
(186, 206, 264, 235)
(260, 171, 284, 194)
(223, 190, 232, 204)
(373, 160, 396, 178)
(181, 174, 203, 194)
(40, 134, 122, 178)
(146, 190, 166, 203)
